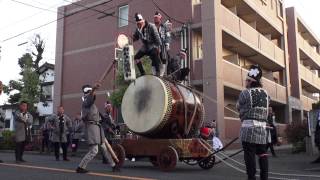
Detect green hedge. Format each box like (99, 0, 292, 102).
(0, 130, 15, 150)
(285, 122, 307, 153)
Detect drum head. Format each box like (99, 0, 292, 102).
(121, 75, 170, 134)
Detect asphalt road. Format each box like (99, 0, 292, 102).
(0, 148, 320, 180)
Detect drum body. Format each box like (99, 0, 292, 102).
(121, 75, 204, 138)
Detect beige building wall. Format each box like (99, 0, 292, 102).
(286, 7, 320, 121)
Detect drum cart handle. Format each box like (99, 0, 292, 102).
(198, 137, 239, 163)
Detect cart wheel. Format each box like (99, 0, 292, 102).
(112, 144, 126, 168)
(157, 146, 178, 171)
(149, 157, 159, 167)
(199, 155, 215, 170)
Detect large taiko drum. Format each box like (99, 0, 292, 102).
(121, 75, 204, 138)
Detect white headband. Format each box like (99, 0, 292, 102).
(83, 87, 92, 93)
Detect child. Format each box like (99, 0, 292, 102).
(200, 124, 223, 151)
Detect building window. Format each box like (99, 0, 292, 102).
(118, 5, 129, 27)
(5, 119, 10, 129)
(41, 85, 53, 101)
(277, 0, 283, 18)
(192, 30, 203, 60)
(192, 0, 202, 5)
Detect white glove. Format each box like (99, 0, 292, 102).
(165, 43, 170, 51)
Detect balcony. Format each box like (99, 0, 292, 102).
(221, 6, 285, 70)
(192, 3, 201, 23)
(223, 60, 287, 104)
(299, 64, 320, 92)
(297, 34, 320, 69)
(191, 59, 203, 83)
(301, 95, 316, 111)
(222, 0, 284, 34)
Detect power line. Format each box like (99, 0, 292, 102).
(151, 0, 185, 25)
(62, 0, 136, 24)
(63, 0, 113, 16)
(2, 0, 186, 43)
(0, 2, 64, 32)
(29, 0, 59, 8)
(1, 0, 114, 42)
(9, 0, 61, 15)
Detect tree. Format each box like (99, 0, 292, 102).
(109, 57, 151, 108)
(3, 34, 45, 114)
(31, 34, 45, 69)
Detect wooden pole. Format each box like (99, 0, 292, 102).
(104, 138, 119, 163)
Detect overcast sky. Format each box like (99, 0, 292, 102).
(0, 0, 320, 104)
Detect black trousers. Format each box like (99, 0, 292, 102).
(15, 141, 26, 161)
(266, 143, 276, 156)
(242, 142, 268, 180)
(135, 48, 161, 75)
(41, 135, 49, 152)
(54, 142, 68, 160)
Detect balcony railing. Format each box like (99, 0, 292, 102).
(223, 61, 287, 103)
(221, 5, 285, 67)
(301, 95, 316, 111)
(299, 64, 320, 90)
(297, 34, 320, 67)
(242, 0, 284, 33)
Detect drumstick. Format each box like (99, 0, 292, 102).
(98, 60, 116, 83)
(104, 138, 119, 163)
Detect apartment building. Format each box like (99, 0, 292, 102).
(54, 0, 315, 142)
(197, 0, 289, 140)
(286, 7, 320, 122)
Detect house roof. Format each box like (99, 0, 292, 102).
(38, 62, 54, 74)
(0, 104, 18, 110)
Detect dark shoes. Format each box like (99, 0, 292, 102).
(102, 160, 109, 164)
(0, 160, 3, 163)
(15, 159, 26, 163)
(63, 158, 70, 161)
(311, 157, 320, 164)
(76, 167, 89, 173)
(112, 166, 120, 172)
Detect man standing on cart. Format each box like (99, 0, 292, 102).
(153, 11, 172, 76)
(132, 13, 162, 76)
